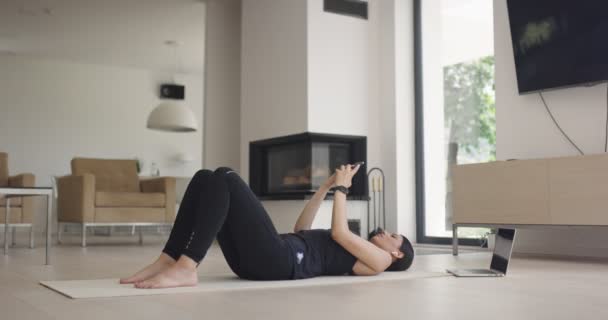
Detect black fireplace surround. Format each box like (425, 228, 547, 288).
(250, 132, 367, 200)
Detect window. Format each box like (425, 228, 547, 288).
(415, 0, 495, 244)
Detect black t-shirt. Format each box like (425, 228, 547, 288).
(281, 229, 357, 279)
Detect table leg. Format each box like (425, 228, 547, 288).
(11, 227, 16, 247)
(81, 224, 87, 247)
(4, 198, 9, 256)
(57, 223, 62, 244)
(29, 225, 34, 249)
(46, 194, 51, 265)
(452, 224, 459, 256)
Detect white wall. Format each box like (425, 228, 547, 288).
(240, 0, 310, 233)
(371, 0, 416, 239)
(306, 0, 376, 235)
(240, 0, 309, 180)
(0, 55, 203, 182)
(307, 0, 370, 136)
(494, 0, 608, 257)
(0, 55, 204, 231)
(369, 0, 396, 234)
(308, 0, 416, 238)
(204, 0, 241, 170)
(239, 0, 416, 237)
(393, 0, 417, 238)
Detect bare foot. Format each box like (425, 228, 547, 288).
(135, 256, 198, 289)
(120, 253, 175, 284)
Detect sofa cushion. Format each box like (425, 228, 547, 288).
(0, 153, 8, 187)
(72, 158, 139, 192)
(94, 207, 166, 223)
(0, 197, 22, 207)
(95, 192, 165, 208)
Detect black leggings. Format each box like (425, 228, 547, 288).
(162, 167, 294, 280)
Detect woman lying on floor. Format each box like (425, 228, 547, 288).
(121, 164, 414, 289)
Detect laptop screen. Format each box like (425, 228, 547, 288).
(490, 228, 516, 274)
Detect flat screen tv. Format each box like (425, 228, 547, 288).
(507, 0, 608, 94)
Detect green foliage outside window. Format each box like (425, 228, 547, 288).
(444, 56, 496, 163)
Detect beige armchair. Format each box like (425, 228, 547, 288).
(57, 158, 176, 246)
(0, 152, 36, 248)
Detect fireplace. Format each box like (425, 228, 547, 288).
(250, 132, 367, 200)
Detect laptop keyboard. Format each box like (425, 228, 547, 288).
(461, 269, 498, 274)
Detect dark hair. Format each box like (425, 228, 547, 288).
(385, 235, 414, 272)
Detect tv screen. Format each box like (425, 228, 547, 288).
(507, 0, 608, 94)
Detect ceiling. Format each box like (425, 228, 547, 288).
(0, 0, 206, 74)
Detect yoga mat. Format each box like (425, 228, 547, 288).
(40, 271, 448, 299)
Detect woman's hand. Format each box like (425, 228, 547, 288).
(334, 163, 362, 188)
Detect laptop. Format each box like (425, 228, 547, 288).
(447, 228, 516, 277)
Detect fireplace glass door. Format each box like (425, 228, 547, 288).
(266, 142, 311, 194)
(250, 132, 367, 199)
(266, 142, 350, 194)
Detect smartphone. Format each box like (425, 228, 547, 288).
(335, 162, 365, 170)
(351, 161, 365, 168)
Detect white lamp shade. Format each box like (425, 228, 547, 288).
(147, 102, 198, 132)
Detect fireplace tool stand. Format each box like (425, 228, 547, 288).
(366, 167, 386, 238)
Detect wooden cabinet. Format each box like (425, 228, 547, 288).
(453, 154, 608, 226)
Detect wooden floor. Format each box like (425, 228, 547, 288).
(1, 233, 607, 320)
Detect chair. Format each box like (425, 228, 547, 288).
(0, 152, 36, 248)
(57, 158, 176, 247)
